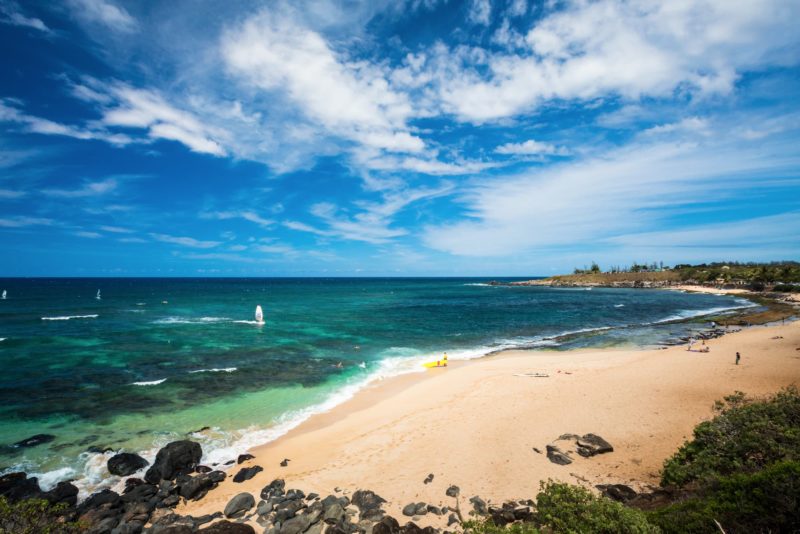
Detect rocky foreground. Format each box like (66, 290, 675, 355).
(0, 432, 634, 534)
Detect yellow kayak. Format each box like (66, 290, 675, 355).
(423, 354, 448, 368)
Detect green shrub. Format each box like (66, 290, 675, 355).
(773, 283, 800, 292)
(0, 497, 83, 533)
(533, 481, 658, 534)
(661, 387, 800, 487)
(649, 460, 800, 534)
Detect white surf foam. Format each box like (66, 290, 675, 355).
(653, 302, 757, 324)
(41, 314, 98, 321)
(131, 379, 167, 386)
(153, 316, 231, 325)
(614, 304, 625, 308)
(189, 367, 237, 374)
(0, 338, 5, 342)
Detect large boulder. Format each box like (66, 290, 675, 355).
(145, 441, 202, 484)
(43, 481, 79, 507)
(224, 492, 255, 518)
(545, 444, 572, 465)
(179, 471, 225, 500)
(260, 478, 286, 500)
(351, 489, 386, 520)
(108, 452, 150, 476)
(199, 521, 256, 533)
(372, 515, 401, 534)
(576, 434, 613, 457)
(232, 465, 263, 483)
(0, 472, 42, 502)
(280, 509, 322, 534)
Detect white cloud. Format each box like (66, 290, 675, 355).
(99, 225, 133, 233)
(0, 188, 25, 199)
(468, 0, 492, 25)
(642, 117, 710, 136)
(201, 210, 274, 227)
(67, 0, 137, 33)
(0, 216, 54, 227)
(424, 136, 800, 256)
(495, 139, 569, 156)
(288, 183, 453, 244)
(150, 233, 221, 248)
(221, 9, 423, 154)
(74, 230, 102, 238)
(0, 1, 50, 32)
(507, 0, 527, 18)
(101, 85, 228, 156)
(430, 0, 800, 122)
(42, 177, 118, 198)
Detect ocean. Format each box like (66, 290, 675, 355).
(0, 277, 755, 497)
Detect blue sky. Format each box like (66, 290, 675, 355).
(0, 0, 798, 276)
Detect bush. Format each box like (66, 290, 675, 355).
(0, 497, 83, 534)
(661, 387, 800, 487)
(773, 283, 800, 292)
(533, 482, 657, 534)
(649, 460, 800, 534)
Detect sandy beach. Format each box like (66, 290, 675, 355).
(179, 292, 800, 527)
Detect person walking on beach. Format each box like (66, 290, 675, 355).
(736, 352, 741, 365)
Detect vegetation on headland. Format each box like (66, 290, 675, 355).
(556, 261, 800, 289)
(467, 387, 800, 534)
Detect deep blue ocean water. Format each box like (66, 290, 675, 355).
(0, 277, 755, 495)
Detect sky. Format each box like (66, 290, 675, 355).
(0, 0, 798, 276)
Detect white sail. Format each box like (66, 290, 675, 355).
(255, 305, 264, 323)
(1, 290, 5, 299)
(96, 290, 101, 300)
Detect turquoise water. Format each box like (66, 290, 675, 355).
(0, 278, 755, 495)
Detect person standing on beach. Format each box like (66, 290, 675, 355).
(736, 352, 741, 365)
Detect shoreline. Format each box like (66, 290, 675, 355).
(178, 286, 800, 527)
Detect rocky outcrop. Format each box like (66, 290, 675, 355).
(0, 472, 42, 502)
(232, 465, 262, 483)
(108, 452, 150, 476)
(223, 492, 255, 518)
(145, 441, 203, 484)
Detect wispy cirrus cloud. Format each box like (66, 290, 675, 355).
(150, 233, 221, 249)
(0, 216, 54, 228)
(0, 0, 50, 32)
(200, 210, 274, 228)
(495, 139, 569, 156)
(41, 177, 118, 198)
(66, 0, 137, 33)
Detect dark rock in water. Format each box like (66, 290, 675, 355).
(124, 478, 145, 491)
(280, 458, 290, 467)
(189, 426, 211, 434)
(423, 473, 434, 484)
(224, 492, 255, 518)
(43, 480, 79, 507)
(576, 434, 613, 457)
(87, 445, 114, 454)
(469, 496, 488, 515)
(13, 434, 55, 448)
(145, 440, 202, 484)
(372, 515, 401, 534)
(445, 485, 460, 498)
(351, 489, 386, 520)
(108, 452, 150, 476)
(0, 472, 42, 502)
(596, 484, 637, 502)
(237, 454, 255, 464)
(402, 503, 417, 517)
(233, 465, 263, 483)
(199, 520, 256, 533)
(179, 471, 225, 500)
(545, 444, 572, 465)
(261, 478, 286, 500)
(196, 465, 212, 474)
